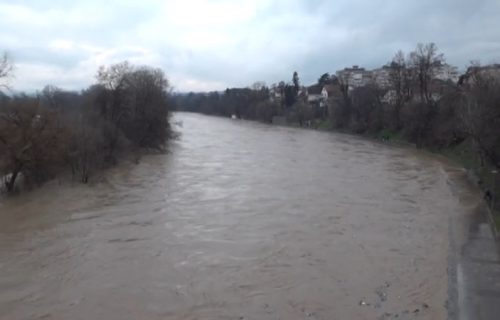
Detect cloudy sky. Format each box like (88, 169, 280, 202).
(1, 0, 499, 92)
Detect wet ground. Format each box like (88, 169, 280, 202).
(0, 112, 499, 319)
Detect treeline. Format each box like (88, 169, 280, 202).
(174, 83, 279, 122)
(173, 72, 305, 123)
(330, 43, 500, 169)
(0, 59, 172, 193)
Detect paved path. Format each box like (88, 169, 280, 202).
(457, 209, 500, 320)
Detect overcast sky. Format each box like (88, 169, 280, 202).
(1, 0, 500, 92)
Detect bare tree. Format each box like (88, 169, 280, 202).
(251, 81, 267, 91)
(409, 43, 444, 104)
(458, 66, 500, 168)
(96, 61, 132, 91)
(0, 53, 14, 91)
(402, 43, 445, 146)
(330, 72, 352, 128)
(0, 100, 66, 192)
(350, 84, 385, 133)
(388, 50, 414, 128)
(41, 85, 63, 111)
(66, 118, 105, 183)
(96, 62, 171, 150)
(124, 66, 171, 149)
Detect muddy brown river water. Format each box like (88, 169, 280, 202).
(0, 112, 492, 319)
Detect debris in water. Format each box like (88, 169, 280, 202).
(359, 300, 370, 306)
(376, 289, 387, 302)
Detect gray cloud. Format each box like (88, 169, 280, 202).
(1, 0, 499, 92)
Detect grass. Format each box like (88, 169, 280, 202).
(494, 215, 500, 233)
(376, 128, 405, 142)
(441, 138, 500, 231)
(441, 138, 477, 170)
(316, 119, 333, 130)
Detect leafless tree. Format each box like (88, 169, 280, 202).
(41, 85, 63, 111)
(124, 66, 171, 148)
(350, 85, 385, 133)
(0, 100, 66, 192)
(0, 53, 14, 91)
(96, 62, 171, 150)
(251, 81, 267, 91)
(409, 43, 444, 104)
(388, 50, 414, 128)
(458, 66, 500, 168)
(330, 72, 352, 128)
(66, 118, 105, 183)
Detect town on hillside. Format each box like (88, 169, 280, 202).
(269, 62, 462, 119)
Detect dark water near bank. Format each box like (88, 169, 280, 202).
(0, 112, 490, 319)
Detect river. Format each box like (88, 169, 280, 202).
(0, 112, 498, 319)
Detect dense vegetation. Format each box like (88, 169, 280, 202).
(0, 58, 172, 193)
(175, 43, 500, 212)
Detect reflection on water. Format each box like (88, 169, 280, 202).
(0, 112, 480, 319)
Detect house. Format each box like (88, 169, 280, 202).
(307, 84, 325, 107)
(306, 84, 341, 104)
(269, 85, 283, 103)
(304, 84, 343, 119)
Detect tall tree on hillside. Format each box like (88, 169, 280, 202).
(284, 84, 297, 108)
(41, 85, 63, 111)
(389, 50, 414, 128)
(292, 71, 300, 92)
(318, 73, 331, 86)
(409, 43, 444, 104)
(333, 72, 352, 128)
(251, 81, 266, 91)
(278, 81, 286, 107)
(458, 65, 500, 168)
(405, 43, 445, 147)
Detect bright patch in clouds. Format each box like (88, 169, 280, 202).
(2, 0, 500, 92)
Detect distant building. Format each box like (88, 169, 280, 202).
(335, 65, 373, 90)
(371, 66, 392, 89)
(435, 63, 460, 83)
(459, 64, 500, 86)
(334, 62, 461, 91)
